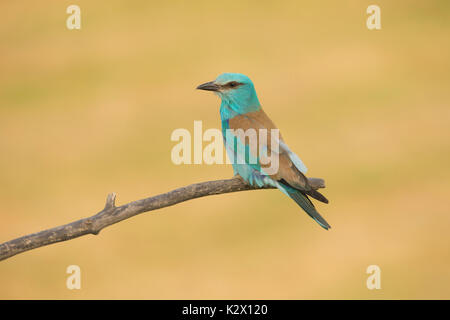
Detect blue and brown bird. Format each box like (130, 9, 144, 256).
(197, 73, 330, 229)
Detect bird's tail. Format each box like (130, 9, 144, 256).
(278, 184, 331, 230)
(305, 189, 329, 204)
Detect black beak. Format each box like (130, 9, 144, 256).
(196, 81, 219, 92)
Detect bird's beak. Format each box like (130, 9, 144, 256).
(196, 81, 219, 92)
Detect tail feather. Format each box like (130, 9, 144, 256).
(280, 184, 331, 230)
(305, 189, 329, 204)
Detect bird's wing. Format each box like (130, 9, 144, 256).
(228, 109, 311, 191)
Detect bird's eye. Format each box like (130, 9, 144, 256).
(229, 82, 237, 87)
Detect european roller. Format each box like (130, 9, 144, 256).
(197, 73, 330, 230)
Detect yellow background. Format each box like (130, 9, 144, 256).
(1, 0, 449, 299)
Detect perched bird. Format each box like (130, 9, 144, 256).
(197, 73, 330, 229)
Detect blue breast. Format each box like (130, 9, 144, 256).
(221, 113, 277, 188)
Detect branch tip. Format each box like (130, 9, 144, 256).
(104, 192, 117, 210)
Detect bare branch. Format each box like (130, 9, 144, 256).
(0, 177, 325, 262)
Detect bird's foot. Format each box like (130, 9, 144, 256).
(233, 173, 247, 183)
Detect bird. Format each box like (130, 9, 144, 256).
(197, 73, 330, 230)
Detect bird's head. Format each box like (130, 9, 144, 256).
(197, 73, 261, 112)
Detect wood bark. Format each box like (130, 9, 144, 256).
(0, 177, 325, 262)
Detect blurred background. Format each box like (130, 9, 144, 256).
(1, 0, 449, 299)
